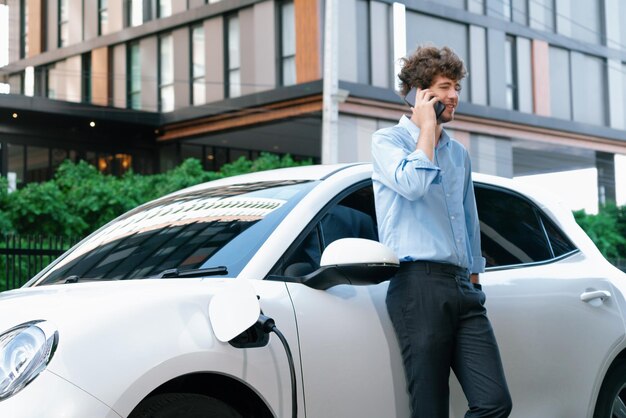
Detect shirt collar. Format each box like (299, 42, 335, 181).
(399, 115, 451, 149)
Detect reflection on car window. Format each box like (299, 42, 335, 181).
(34, 180, 316, 285)
(476, 186, 553, 267)
(279, 183, 378, 277)
(541, 214, 576, 257)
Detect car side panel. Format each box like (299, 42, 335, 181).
(450, 254, 625, 418)
(287, 281, 411, 418)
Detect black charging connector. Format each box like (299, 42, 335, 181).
(256, 314, 297, 418)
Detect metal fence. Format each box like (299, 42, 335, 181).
(0, 235, 77, 291)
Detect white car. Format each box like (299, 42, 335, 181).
(0, 163, 625, 418)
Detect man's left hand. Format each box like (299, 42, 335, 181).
(470, 274, 479, 284)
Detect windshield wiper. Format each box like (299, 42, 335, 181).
(154, 266, 229, 279)
(55, 275, 100, 284)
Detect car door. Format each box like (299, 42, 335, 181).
(271, 181, 411, 418)
(447, 185, 625, 417)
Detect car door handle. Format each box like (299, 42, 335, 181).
(580, 290, 611, 303)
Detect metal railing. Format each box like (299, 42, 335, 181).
(0, 235, 77, 291)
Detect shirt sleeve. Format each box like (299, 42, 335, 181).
(462, 149, 486, 274)
(371, 127, 440, 201)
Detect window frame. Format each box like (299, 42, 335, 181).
(158, 33, 174, 112)
(58, 0, 69, 48)
(20, 0, 28, 59)
(268, 179, 377, 278)
(98, 0, 109, 36)
(475, 182, 579, 272)
(277, 0, 296, 87)
(224, 13, 241, 98)
(504, 35, 519, 110)
(190, 24, 206, 106)
(127, 41, 141, 109)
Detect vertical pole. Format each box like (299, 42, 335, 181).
(321, 0, 339, 164)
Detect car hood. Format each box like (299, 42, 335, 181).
(0, 279, 236, 333)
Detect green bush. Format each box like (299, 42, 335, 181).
(574, 204, 626, 260)
(0, 153, 310, 239)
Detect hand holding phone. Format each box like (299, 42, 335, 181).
(404, 87, 446, 121)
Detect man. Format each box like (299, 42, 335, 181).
(371, 45, 512, 418)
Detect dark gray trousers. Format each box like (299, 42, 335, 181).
(386, 262, 512, 418)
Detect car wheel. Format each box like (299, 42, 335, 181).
(594, 360, 626, 418)
(129, 393, 243, 418)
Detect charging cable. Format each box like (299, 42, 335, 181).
(256, 314, 297, 418)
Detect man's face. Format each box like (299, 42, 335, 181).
(428, 75, 461, 123)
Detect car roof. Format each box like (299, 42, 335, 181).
(168, 162, 565, 211)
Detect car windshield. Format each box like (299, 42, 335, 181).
(31, 180, 317, 285)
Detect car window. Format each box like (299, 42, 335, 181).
(541, 214, 576, 257)
(475, 185, 574, 268)
(276, 183, 378, 277)
(476, 186, 551, 267)
(33, 180, 317, 285)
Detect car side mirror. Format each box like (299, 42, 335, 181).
(301, 238, 399, 290)
(208, 278, 260, 342)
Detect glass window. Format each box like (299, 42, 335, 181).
(277, 184, 378, 276)
(475, 187, 553, 267)
(529, 0, 554, 32)
(35, 181, 316, 284)
(571, 54, 606, 125)
(438, 0, 465, 9)
(406, 12, 469, 102)
(8, 144, 25, 187)
(504, 35, 518, 110)
(559, 0, 601, 45)
(227, 15, 241, 97)
(26, 146, 50, 183)
(181, 144, 203, 162)
(500, 0, 528, 25)
(159, 0, 172, 18)
(541, 214, 576, 257)
(280, 1, 296, 86)
(159, 34, 174, 112)
(191, 25, 206, 106)
(549, 46, 572, 120)
(98, 0, 109, 35)
(51, 148, 69, 171)
(82, 53, 92, 103)
(59, 0, 69, 48)
(356, 0, 370, 85)
(128, 42, 141, 109)
(128, 0, 143, 27)
(623, 63, 626, 125)
(20, 0, 28, 58)
(621, 4, 626, 52)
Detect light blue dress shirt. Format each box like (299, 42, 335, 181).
(371, 115, 486, 273)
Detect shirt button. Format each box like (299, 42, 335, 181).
(446, 193, 451, 197)
(456, 239, 461, 243)
(450, 215, 455, 220)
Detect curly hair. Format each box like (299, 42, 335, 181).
(398, 45, 467, 97)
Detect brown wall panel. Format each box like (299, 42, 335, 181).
(294, 0, 320, 83)
(92, 46, 109, 106)
(26, 0, 43, 57)
(532, 39, 551, 117)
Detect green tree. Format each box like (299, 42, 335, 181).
(574, 204, 626, 260)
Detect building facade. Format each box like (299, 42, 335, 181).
(0, 0, 625, 209)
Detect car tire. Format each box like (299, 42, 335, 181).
(593, 359, 626, 418)
(128, 393, 243, 418)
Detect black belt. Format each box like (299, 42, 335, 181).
(399, 260, 468, 276)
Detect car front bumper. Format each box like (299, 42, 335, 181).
(0, 369, 121, 418)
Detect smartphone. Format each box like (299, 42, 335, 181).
(404, 87, 446, 120)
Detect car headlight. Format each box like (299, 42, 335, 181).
(0, 320, 58, 401)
